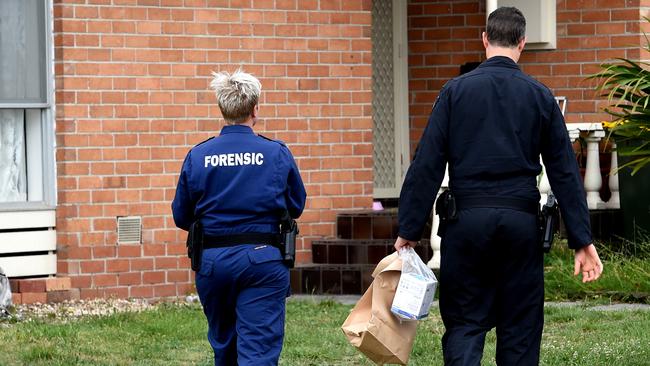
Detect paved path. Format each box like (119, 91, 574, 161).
(289, 294, 650, 310)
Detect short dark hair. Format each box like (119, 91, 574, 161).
(486, 7, 526, 48)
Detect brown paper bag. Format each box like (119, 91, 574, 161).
(341, 252, 418, 365)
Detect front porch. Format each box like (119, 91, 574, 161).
(295, 87, 625, 295)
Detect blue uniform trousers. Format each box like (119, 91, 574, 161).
(439, 208, 544, 366)
(195, 245, 289, 366)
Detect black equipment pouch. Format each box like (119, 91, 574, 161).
(539, 192, 559, 253)
(186, 220, 204, 272)
(280, 211, 298, 268)
(435, 189, 457, 236)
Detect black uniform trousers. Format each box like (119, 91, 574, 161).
(439, 207, 543, 366)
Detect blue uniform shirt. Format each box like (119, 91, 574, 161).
(398, 56, 593, 249)
(172, 124, 306, 236)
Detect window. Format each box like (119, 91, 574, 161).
(0, 0, 55, 207)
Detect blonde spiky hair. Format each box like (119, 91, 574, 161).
(210, 69, 261, 124)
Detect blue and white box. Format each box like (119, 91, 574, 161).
(390, 272, 437, 320)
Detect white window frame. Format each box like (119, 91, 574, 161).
(0, 0, 56, 278)
(0, 0, 56, 211)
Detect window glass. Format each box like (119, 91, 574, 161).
(0, 0, 51, 206)
(0, 0, 47, 104)
(0, 110, 27, 202)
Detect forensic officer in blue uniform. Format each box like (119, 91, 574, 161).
(172, 69, 306, 365)
(394, 7, 603, 366)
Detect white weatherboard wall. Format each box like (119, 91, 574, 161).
(0, 210, 56, 277)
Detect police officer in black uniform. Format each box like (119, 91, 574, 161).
(394, 7, 603, 365)
(172, 69, 306, 365)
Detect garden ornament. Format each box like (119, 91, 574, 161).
(0, 266, 12, 317)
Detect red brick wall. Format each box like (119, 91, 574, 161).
(408, 0, 646, 152)
(54, 1, 373, 299)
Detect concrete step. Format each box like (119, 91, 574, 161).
(291, 240, 433, 295)
(335, 209, 431, 241)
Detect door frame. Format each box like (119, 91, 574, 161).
(373, 0, 410, 199)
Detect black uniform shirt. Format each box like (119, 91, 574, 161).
(398, 56, 593, 249)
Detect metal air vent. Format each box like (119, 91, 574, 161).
(117, 216, 141, 244)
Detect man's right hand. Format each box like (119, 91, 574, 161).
(394, 236, 418, 252)
(574, 244, 603, 283)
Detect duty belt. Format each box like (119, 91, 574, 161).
(202, 233, 281, 249)
(455, 196, 539, 215)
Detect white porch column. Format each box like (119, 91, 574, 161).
(539, 159, 551, 204)
(539, 96, 566, 204)
(584, 130, 606, 209)
(568, 129, 580, 143)
(429, 165, 449, 269)
(606, 142, 621, 209)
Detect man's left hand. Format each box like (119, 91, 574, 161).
(574, 244, 603, 283)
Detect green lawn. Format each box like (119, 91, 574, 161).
(0, 303, 208, 366)
(544, 240, 650, 303)
(0, 300, 648, 365)
(284, 300, 650, 366)
(0, 242, 647, 365)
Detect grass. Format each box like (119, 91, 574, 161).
(0, 240, 647, 365)
(283, 300, 650, 366)
(544, 239, 650, 303)
(0, 300, 649, 365)
(0, 303, 208, 366)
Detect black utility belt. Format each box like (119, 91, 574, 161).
(455, 197, 539, 215)
(202, 233, 282, 249)
(435, 191, 541, 238)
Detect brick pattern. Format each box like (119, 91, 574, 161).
(408, 0, 646, 152)
(54, 1, 373, 300)
(9, 278, 76, 305)
(51, 0, 645, 302)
